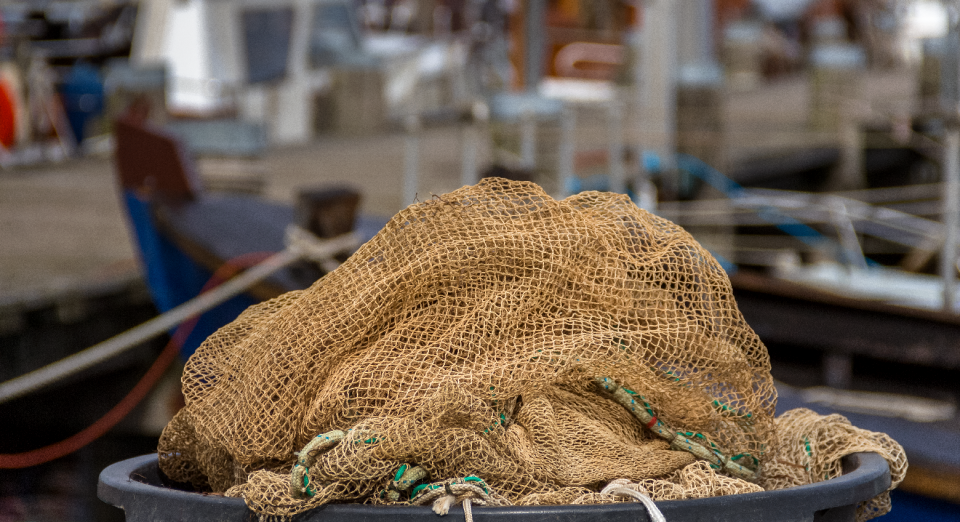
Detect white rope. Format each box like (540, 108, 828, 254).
(463, 498, 473, 522)
(284, 226, 361, 267)
(0, 249, 299, 405)
(601, 481, 667, 522)
(0, 228, 358, 405)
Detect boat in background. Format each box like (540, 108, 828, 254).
(112, 115, 387, 358)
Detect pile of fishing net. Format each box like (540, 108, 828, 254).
(158, 178, 906, 520)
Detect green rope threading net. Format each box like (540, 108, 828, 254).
(158, 178, 905, 520)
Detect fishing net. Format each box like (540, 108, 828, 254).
(764, 408, 907, 520)
(157, 178, 904, 520)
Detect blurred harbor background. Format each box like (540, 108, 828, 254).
(2, 0, 960, 520)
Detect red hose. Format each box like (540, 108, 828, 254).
(0, 252, 273, 469)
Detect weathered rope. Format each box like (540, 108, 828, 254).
(284, 225, 360, 272)
(601, 479, 667, 522)
(597, 377, 759, 482)
(463, 498, 473, 522)
(290, 430, 345, 499)
(384, 464, 430, 501)
(410, 476, 507, 521)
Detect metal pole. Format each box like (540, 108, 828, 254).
(520, 103, 537, 169)
(638, 0, 678, 198)
(828, 196, 867, 270)
(942, 127, 960, 312)
(403, 114, 421, 206)
(941, 6, 960, 312)
(557, 103, 576, 200)
(523, 0, 546, 92)
(608, 99, 625, 194)
(462, 101, 489, 188)
(461, 124, 479, 188)
(676, 0, 715, 67)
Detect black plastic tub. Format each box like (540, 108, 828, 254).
(99, 453, 890, 522)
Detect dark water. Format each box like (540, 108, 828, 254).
(0, 434, 157, 522)
(0, 359, 166, 522)
(0, 284, 166, 522)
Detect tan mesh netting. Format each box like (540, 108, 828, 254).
(157, 178, 905, 520)
(764, 408, 907, 520)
